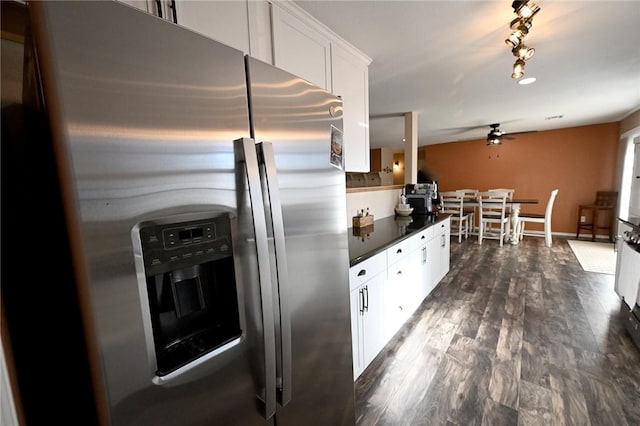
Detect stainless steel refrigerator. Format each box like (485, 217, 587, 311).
(18, 1, 355, 424)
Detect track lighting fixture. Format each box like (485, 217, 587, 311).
(512, 0, 540, 19)
(511, 59, 526, 79)
(512, 44, 535, 61)
(505, 1, 540, 79)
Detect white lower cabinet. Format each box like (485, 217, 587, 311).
(349, 252, 387, 379)
(386, 254, 411, 340)
(349, 218, 451, 380)
(429, 218, 451, 291)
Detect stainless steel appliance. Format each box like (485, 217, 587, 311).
(405, 183, 439, 215)
(12, 1, 355, 424)
(617, 223, 640, 349)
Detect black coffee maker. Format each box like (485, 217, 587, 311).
(405, 182, 439, 215)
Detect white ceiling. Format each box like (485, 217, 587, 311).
(294, 0, 640, 150)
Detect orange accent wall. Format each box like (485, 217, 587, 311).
(420, 123, 620, 234)
(370, 148, 382, 172)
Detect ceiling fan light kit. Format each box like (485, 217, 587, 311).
(487, 124, 503, 145)
(506, 0, 540, 80)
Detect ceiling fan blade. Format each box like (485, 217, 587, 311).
(502, 130, 538, 140)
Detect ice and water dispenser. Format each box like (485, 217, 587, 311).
(136, 213, 242, 376)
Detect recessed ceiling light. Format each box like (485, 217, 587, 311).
(518, 77, 536, 85)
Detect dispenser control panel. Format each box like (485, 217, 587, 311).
(138, 214, 233, 277)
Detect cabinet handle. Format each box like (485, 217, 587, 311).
(359, 288, 365, 314)
(357, 269, 366, 277)
(364, 286, 369, 312)
(397, 270, 403, 276)
(155, 0, 163, 18)
(396, 248, 402, 254)
(441, 234, 446, 247)
(421, 235, 426, 240)
(422, 246, 427, 264)
(169, 0, 178, 23)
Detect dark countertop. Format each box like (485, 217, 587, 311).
(348, 213, 450, 266)
(619, 217, 640, 231)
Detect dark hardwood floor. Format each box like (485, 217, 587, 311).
(355, 236, 640, 426)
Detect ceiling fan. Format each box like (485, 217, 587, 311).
(486, 123, 536, 145)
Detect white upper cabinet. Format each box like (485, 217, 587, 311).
(175, 0, 251, 54)
(270, 1, 371, 172)
(270, 3, 331, 90)
(331, 43, 370, 172)
(118, 0, 370, 173)
(117, 0, 272, 63)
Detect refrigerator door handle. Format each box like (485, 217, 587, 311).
(235, 138, 277, 420)
(257, 142, 292, 407)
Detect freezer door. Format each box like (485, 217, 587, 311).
(29, 2, 273, 425)
(247, 57, 356, 425)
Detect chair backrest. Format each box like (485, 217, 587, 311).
(440, 191, 464, 217)
(488, 188, 514, 200)
(456, 189, 478, 197)
(594, 191, 617, 207)
(478, 191, 507, 220)
(545, 189, 559, 220)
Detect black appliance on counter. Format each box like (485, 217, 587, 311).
(405, 182, 439, 215)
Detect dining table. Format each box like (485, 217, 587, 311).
(460, 197, 539, 245)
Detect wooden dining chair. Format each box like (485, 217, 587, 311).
(440, 191, 471, 243)
(488, 188, 515, 214)
(478, 191, 510, 247)
(576, 191, 618, 242)
(487, 188, 514, 200)
(516, 189, 559, 247)
(456, 189, 479, 233)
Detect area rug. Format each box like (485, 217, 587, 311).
(567, 239, 616, 275)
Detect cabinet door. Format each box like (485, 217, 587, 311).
(439, 228, 451, 281)
(361, 273, 387, 371)
(438, 218, 451, 281)
(385, 256, 411, 339)
(410, 243, 429, 302)
(349, 286, 364, 380)
(630, 142, 640, 217)
(331, 44, 370, 172)
(427, 235, 440, 293)
(175, 0, 251, 54)
(271, 3, 331, 90)
(116, 0, 149, 13)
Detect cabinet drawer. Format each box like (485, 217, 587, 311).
(349, 251, 386, 291)
(387, 239, 410, 266)
(436, 217, 451, 234)
(386, 255, 409, 282)
(408, 227, 433, 251)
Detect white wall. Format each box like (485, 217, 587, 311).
(346, 188, 402, 227)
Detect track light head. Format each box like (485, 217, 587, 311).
(512, 44, 535, 60)
(512, 0, 540, 19)
(511, 59, 526, 79)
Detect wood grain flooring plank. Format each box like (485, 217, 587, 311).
(549, 365, 591, 426)
(496, 316, 523, 362)
(517, 380, 553, 426)
(355, 238, 640, 426)
(578, 370, 629, 426)
(521, 339, 551, 389)
(488, 358, 521, 409)
(481, 398, 518, 426)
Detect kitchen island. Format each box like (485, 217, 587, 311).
(347, 213, 451, 379)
